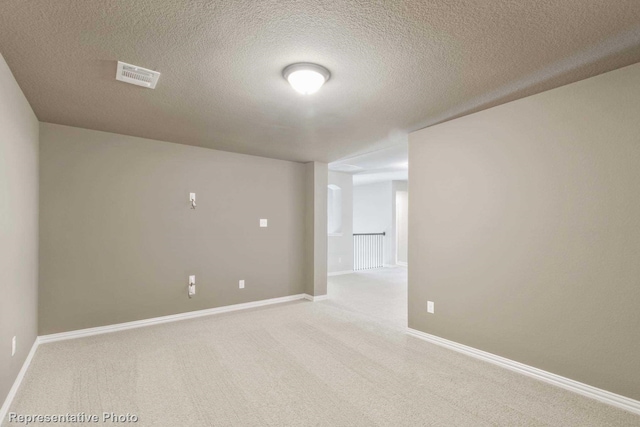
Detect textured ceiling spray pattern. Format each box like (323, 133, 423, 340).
(1, 0, 640, 162)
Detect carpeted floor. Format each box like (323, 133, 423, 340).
(4, 268, 639, 426)
(327, 267, 407, 329)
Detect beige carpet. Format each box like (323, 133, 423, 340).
(327, 267, 407, 329)
(5, 268, 639, 426)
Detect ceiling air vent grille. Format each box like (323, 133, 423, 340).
(116, 61, 160, 89)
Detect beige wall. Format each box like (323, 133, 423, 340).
(0, 54, 39, 406)
(409, 63, 640, 400)
(305, 162, 328, 295)
(39, 124, 308, 334)
(328, 171, 353, 273)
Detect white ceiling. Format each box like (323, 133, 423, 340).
(330, 142, 408, 186)
(1, 1, 640, 163)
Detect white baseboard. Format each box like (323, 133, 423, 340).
(0, 339, 39, 424)
(396, 261, 408, 267)
(328, 270, 353, 277)
(303, 294, 329, 302)
(39, 294, 306, 344)
(407, 328, 640, 415)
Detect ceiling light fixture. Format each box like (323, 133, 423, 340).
(283, 63, 330, 95)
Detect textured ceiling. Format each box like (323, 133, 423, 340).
(2, 1, 640, 163)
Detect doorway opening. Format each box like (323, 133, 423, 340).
(326, 159, 408, 328)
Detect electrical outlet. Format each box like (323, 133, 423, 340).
(12, 336, 16, 356)
(427, 301, 435, 314)
(188, 275, 196, 298)
(338, 257, 342, 263)
(239, 279, 245, 289)
(260, 219, 268, 227)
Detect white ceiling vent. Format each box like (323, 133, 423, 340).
(116, 61, 160, 89)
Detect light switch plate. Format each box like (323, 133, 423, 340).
(260, 219, 268, 227)
(427, 301, 435, 314)
(12, 336, 16, 356)
(239, 280, 245, 289)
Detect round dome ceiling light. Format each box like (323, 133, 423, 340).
(283, 63, 331, 95)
